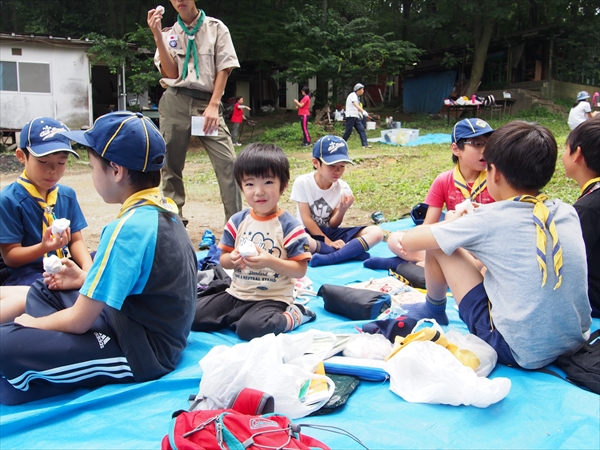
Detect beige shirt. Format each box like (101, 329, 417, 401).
(154, 13, 239, 92)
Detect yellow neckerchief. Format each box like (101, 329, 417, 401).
(17, 170, 65, 258)
(453, 165, 487, 201)
(580, 177, 600, 198)
(118, 188, 178, 218)
(510, 194, 563, 289)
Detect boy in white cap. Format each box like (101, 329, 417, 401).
(290, 135, 384, 266)
(342, 83, 371, 148)
(568, 91, 599, 130)
(0, 117, 92, 287)
(0, 111, 197, 405)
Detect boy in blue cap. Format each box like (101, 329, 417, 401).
(290, 135, 384, 266)
(0, 111, 197, 405)
(0, 117, 92, 287)
(365, 118, 495, 272)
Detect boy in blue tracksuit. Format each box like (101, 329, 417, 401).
(0, 112, 197, 405)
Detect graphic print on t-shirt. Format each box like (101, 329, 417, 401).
(236, 230, 282, 289)
(310, 198, 333, 227)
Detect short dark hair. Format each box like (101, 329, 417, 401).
(233, 143, 290, 192)
(566, 116, 600, 175)
(484, 121, 557, 192)
(236, 96, 243, 102)
(88, 149, 161, 190)
(301, 86, 310, 95)
(451, 139, 466, 164)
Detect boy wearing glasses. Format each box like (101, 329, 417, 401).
(366, 118, 495, 274)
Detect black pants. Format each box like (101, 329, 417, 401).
(0, 281, 133, 405)
(192, 291, 289, 341)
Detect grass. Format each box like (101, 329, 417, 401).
(184, 104, 581, 221)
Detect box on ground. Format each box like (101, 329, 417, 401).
(380, 128, 420, 144)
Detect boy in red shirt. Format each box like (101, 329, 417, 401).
(231, 96, 251, 146)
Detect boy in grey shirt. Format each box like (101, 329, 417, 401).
(401, 121, 591, 369)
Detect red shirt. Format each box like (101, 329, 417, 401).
(298, 95, 310, 116)
(424, 168, 494, 211)
(231, 103, 244, 123)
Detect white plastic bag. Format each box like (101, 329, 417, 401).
(343, 333, 392, 360)
(445, 329, 498, 377)
(385, 341, 511, 408)
(194, 330, 336, 419)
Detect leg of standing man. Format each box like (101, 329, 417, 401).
(354, 118, 369, 147)
(342, 117, 356, 142)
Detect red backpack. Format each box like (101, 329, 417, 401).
(161, 388, 330, 450)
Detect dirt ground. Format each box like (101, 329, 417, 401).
(1, 154, 372, 252)
(0, 152, 230, 250)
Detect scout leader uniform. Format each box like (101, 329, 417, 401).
(154, 10, 242, 221)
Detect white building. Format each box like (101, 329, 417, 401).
(0, 33, 126, 134)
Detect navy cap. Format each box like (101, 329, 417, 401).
(312, 135, 354, 165)
(61, 111, 165, 172)
(452, 118, 494, 143)
(19, 117, 79, 158)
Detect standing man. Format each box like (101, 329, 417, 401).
(342, 83, 371, 149)
(148, 1, 242, 225)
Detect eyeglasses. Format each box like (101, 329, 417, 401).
(463, 141, 487, 148)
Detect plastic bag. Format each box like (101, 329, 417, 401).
(385, 341, 511, 407)
(445, 329, 498, 377)
(343, 333, 392, 360)
(194, 330, 336, 419)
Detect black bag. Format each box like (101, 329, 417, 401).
(554, 329, 600, 394)
(410, 203, 429, 225)
(317, 284, 391, 320)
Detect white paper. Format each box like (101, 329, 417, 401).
(191, 116, 218, 136)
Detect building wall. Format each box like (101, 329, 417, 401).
(0, 40, 91, 130)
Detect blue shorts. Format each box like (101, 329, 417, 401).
(458, 283, 519, 367)
(311, 226, 364, 244)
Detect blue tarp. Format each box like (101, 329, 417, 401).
(404, 71, 456, 114)
(369, 133, 452, 146)
(1, 218, 599, 449)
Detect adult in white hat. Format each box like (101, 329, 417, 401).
(342, 83, 371, 148)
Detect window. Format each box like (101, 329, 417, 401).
(0, 61, 51, 93)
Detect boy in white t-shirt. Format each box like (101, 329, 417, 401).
(290, 135, 384, 267)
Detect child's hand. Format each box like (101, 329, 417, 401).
(325, 237, 345, 249)
(229, 249, 246, 270)
(392, 237, 409, 259)
(44, 258, 86, 291)
(443, 210, 462, 222)
(243, 247, 271, 270)
(14, 313, 39, 328)
(338, 193, 354, 210)
(41, 227, 71, 253)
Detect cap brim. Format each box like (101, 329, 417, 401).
(27, 140, 80, 159)
(60, 130, 92, 148)
(321, 157, 354, 166)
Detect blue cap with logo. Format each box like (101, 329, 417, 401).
(312, 135, 354, 165)
(61, 111, 165, 172)
(452, 118, 494, 143)
(19, 117, 79, 158)
(576, 91, 590, 102)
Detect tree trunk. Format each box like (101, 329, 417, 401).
(464, 16, 495, 98)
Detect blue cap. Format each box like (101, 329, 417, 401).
(61, 111, 165, 172)
(19, 117, 79, 158)
(312, 135, 354, 165)
(576, 91, 590, 102)
(452, 118, 494, 143)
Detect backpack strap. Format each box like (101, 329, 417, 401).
(229, 388, 275, 415)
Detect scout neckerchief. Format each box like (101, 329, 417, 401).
(118, 187, 178, 218)
(177, 10, 205, 80)
(511, 194, 563, 289)
(579, 177, 600, 199)
(453, 165, 487, 201)
(17, 170, 65, 258)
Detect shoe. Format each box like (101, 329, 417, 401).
(362, 145, 373, 148)
(286, 304, 317, 329)
(198, 229, 216, 250)
(234, 142, 242, 147)
(371, 211, 388, 224)
(301, 142, 311, 147)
